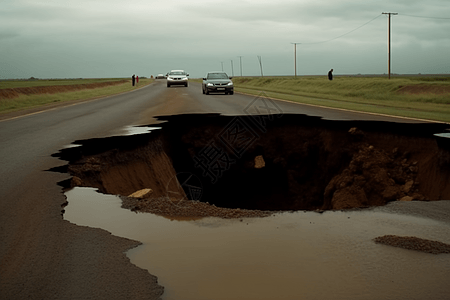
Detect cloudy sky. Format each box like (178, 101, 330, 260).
(1, 0, 449, 79)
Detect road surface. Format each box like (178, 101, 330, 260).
(0, 80, 433, 299)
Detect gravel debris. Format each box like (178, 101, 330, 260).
(121, 196, 273, 219)
(373, 235, 450, 254)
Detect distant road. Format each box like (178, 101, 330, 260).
(138, 80, 432, 123)
(0, 80, 432, 299)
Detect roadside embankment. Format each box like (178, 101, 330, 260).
(233, 76, 450, 123)
(0, 78, 153, 115)
(0, 80, 128, 99)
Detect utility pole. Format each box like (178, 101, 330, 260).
(257, 56, 264, 77)
(291, 43, 301, 77)
(382, 12, 398, 79)
(238, 56, 243, 76)
(230, 60, 234, 77)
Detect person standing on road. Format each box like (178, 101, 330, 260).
(132, 74, 136, 86)
(328, 69, 333, 81)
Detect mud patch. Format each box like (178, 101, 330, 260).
(121, 196, 272, 219)
(53, 114, 450, 217)
(374, 235, 450, 254)
(397, 84, 450, 95)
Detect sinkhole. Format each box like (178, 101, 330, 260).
(53, 113, 450, 214)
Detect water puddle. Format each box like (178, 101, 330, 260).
(121, 125, 162, 136)
(64, 187, 450, 300)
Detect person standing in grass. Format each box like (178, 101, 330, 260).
(328, 69, 333, 81)
(132, 74, 136, 86)
(136, 75, 139, 85)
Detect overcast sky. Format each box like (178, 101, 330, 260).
(1, 0, 449, 79)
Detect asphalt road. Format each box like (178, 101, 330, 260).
(0, 80, 433, 299)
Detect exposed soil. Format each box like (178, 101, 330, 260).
(121, 196, 272, 219)
(374, 235, 450, 254)
(53, 114, 450, 218)
(397, 84, 450, 95)
(0, 80, 128, 99)
(323, 142, 423, 210)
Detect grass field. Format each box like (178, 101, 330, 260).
(231, 76, 450, 123)
(0, 78, 129, 89)
(2, 76, 449, 123)
(0, 78, 153, 115)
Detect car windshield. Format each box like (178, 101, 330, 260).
(170, 71, 185, 75)
(207, 73, 229, 79)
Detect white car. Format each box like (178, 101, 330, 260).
(167, 70, 189, 87)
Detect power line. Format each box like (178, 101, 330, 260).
(400, 14, 450, 20)
(302, 14, 383, 44)
(300, 13, 449, 45)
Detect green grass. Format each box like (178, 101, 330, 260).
(0, 78, 153, 114)
(232, 76, 450, 123)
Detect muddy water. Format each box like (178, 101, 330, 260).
(64, 188, 450, 300)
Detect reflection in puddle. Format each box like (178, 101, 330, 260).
(122, 126, 161, 136)
(435, 132, 450, 139)
(64, 187, 450, 300)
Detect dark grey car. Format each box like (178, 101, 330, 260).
(202, 72, 234, 95)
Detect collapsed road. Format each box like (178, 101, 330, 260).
(1, 79, 449, 299)
(55, 113, 450, 217)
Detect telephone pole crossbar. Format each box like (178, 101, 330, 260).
(382, 12, 398, 79)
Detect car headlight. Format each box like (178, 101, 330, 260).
(167, 77, 173, 80)
(207, 83, 213, 87)
(227, 82, 233, 86)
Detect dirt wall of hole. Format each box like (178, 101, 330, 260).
(55, 114, 450, 211)
(62, 133, 186, 199)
